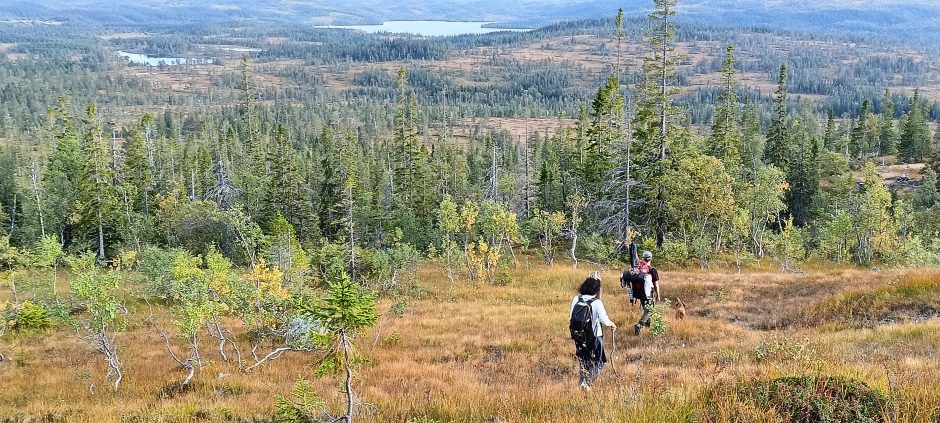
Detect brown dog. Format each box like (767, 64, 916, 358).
(674, 297, 686, 320)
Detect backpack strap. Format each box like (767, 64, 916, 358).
(585, 298, 596, 333)
(578, 296, 595, 305)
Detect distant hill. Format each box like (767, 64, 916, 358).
(2, 0, 940, 42)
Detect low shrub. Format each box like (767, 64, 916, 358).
(6, 301, 53, 332)
(705, 375, 888, 423)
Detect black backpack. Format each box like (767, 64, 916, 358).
(569, 296, 596, 347)
(621, 270, 648, 301)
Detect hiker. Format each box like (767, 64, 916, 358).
(569, 272, 617, 390)
(633, 251, 661, 335)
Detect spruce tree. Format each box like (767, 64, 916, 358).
(899, 90, 932, 163)
(850, 100, 872, 160)
(650, 0, 679, 156)
(930, 146, 940, 193)
(76, 104, 119, 260)
(318, 126, 344, 240)
(739, 98, 766, 182)
(787, 102, 820, 227)
(582, 74, 623, 195)
(122, 118, 154, 217)
(823, 109, 837, 152)
(390, 68, 438, 247)
(709, 44, 742, 174)
(263, 125, 319, 242)
(0, 149, 15, 240)
(912, 168, 939, 210)
(392, 67, 420, 206)
(237, 57, 267, 217)
(632, 0, 681, 247)
(852, 163, 893, 264)
(880, 89, 898, 156)
(43, 98, 83, 247)
(764, 64, 791, 171)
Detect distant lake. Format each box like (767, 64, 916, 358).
(317, 20, 533, 37)
(118, 51, 214, 66)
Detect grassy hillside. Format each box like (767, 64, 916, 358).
(2, 263, 939, 421)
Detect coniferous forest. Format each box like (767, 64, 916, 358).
(3, 1, 940, 421)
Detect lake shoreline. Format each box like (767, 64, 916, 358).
(315, 20, 534, 37)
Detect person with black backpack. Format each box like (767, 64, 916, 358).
(620, 251, 661, 336)
(569, 271, 617, 391)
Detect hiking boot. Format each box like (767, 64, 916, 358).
(579, 382, 591, 391)
(643, 321, 651, 328)
(634, 324, 641, 336)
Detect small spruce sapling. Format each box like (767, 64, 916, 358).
(276, 271, 378, 422)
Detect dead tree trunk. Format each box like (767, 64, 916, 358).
(341, 329, 354, 423)
(28, 161, 46, 238)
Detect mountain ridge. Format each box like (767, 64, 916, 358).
(1, 0, 938, 42)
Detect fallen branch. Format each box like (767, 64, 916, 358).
(160, 330, 197, 386)
(244, 347, 309, 372)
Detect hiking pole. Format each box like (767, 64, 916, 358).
(610, 326, 617, 370)
(610, 325, 622, 377)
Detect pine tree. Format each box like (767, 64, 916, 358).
(709, 44, 742, 174)
(297, 272, 378, 422)
(409, 142, 439, 246)
(765, 64, 791, 171)
(932, 122, 940, 163)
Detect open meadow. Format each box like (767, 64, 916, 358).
(2, 262, 939, 422)
(5, 0, 940, 422)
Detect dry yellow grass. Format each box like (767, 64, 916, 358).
(1, 262, 939, 422)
